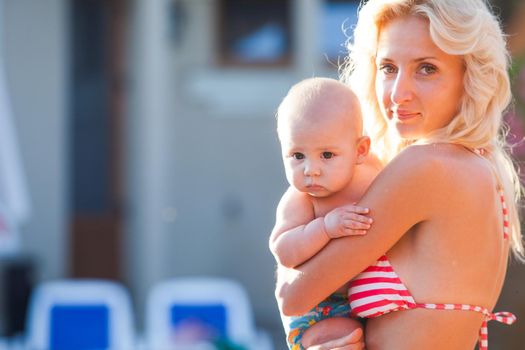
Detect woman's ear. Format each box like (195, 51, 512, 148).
(356, 136, 371, 164)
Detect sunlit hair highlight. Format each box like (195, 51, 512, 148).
(341, 0, 524, 260)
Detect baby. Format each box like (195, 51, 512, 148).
(270, 77, 382, 349)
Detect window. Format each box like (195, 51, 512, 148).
(321, 0, 360, 63)
(218, 0, 292, 66)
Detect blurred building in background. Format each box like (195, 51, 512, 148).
(1, 0, 525, 348)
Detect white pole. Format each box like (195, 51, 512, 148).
(0, 0, 31, 256)
(127, 0, 171, 315)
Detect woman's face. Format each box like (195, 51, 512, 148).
(375, 15, 465, 139)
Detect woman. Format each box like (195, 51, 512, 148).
(275, 0, 523, 349)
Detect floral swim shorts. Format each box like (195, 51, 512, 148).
(285, 293, 351, 350)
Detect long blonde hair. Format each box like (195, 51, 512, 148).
(341, 0, 524, 260)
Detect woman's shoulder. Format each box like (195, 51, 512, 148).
(385, 143, 496, 194)
(396, 142, 475, 161)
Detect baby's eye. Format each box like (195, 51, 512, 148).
(292, 152, 305, 160)
(322, 152, 334, 159)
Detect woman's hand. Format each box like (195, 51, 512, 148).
(307, 328, 365, 350)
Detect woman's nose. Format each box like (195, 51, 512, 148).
(390, 71, 413, 104)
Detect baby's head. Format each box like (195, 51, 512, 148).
(276, 77, 369, 197)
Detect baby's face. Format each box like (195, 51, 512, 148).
(279, 110, 360, 197)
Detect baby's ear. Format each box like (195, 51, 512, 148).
(356, 136, 370, 164)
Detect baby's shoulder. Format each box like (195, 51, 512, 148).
(353, 153, 382, 194)
(276, 186, 316, 221)
(363, 152, 384, 172)
(279, 186, 314, 208)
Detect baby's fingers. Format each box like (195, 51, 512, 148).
(308, 328, 364, 350)
(343, 211, 373, 224)
(328, 342, 365, 350)
(342, 204, 370, 214)
(342, 219, 370, 232)
(341, 220, 370, 235)
(342, 228, 367, 236)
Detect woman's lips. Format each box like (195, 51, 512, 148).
(394, 111, 420, 121)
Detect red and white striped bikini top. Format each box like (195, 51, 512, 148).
(348, 189, 515, 350)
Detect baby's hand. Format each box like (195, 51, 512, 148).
(307, 328, 365, 350)
(323, 205, 372, 238)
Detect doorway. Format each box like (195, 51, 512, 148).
(69, 0, 127, 280)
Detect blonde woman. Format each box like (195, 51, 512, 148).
(275, 0, 523, 349)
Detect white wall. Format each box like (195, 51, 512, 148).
(4, 0, 69, 280)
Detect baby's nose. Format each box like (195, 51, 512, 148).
(304, 160, 321, 176)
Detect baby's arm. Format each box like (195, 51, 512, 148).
(269, 187, 323, 268)
(269, 187, 371, 268)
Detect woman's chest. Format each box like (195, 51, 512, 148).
(385, 221, 505, 305)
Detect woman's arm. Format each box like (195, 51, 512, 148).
(276, 145, 450, 316)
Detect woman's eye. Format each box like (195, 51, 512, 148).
(379, 64, 397, 74)
(322, 152, 334, 159)
(419, 64, 437, 75)
(292, 153, 305, 160)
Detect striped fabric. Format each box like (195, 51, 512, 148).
(349, 255, 416, 318)
(500, 190, 510, 239)
(348, 189, 515, 350)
